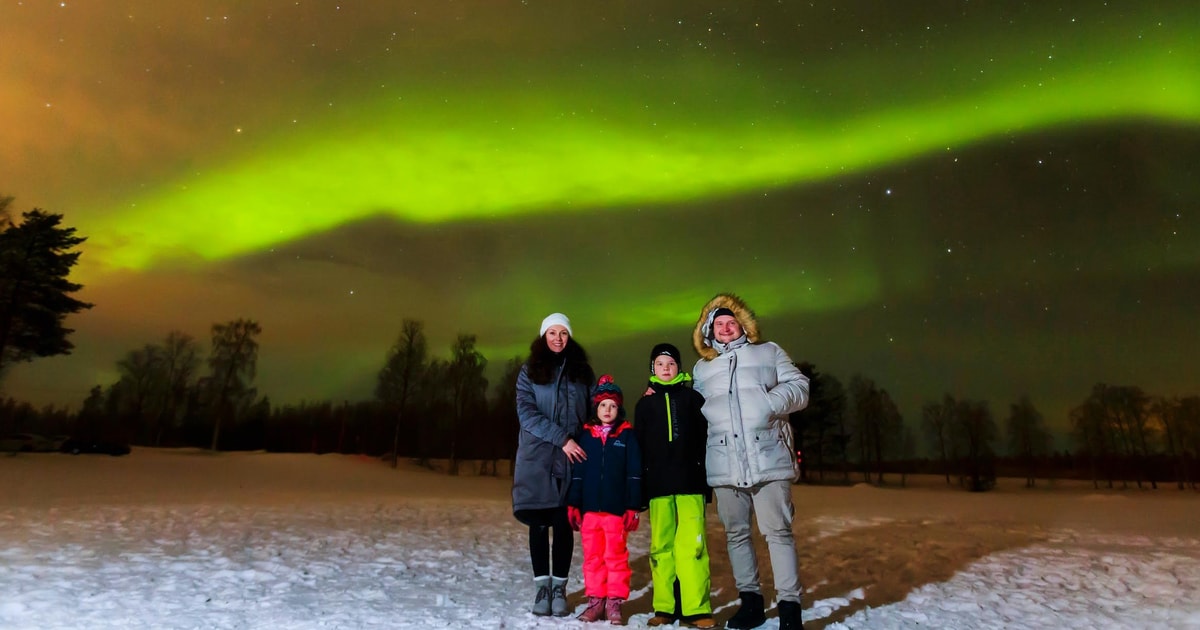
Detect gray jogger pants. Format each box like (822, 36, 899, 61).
(713, 479, 801, 603)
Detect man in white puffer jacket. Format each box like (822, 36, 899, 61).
(691, 293, 809, 630)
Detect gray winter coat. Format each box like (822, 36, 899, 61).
(512, 362, 591, 513)
(691, 293, 809, 489)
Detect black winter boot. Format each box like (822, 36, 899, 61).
(777, 599, 803, 630)
(725, 591, 766, 629)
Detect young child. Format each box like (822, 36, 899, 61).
(633, 343, 715, 629)
(567, 375, 644, 625)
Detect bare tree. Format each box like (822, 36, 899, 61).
(446, 334, 487, 476)
(1071, 392, 1115, 489)
(1180, 397, 1200, 491)
(849, 375, 898, 484)
(207, 319, 261, 451)
(1109, 385, 1154, 489)
(878, 389, 906, 486)
(376, 319, 427, 468)
(791, 364, 845, 483)
(897, 421, 917, 488)
(114, 343, 163, 441)
(417, 357, 452, 468)
(1073, 384, 1155, 489)
(73, 385, 109, 439)
(1155, 396, 1200, 490)
(828, 376, 853, 483)
(848, 374, 879, 482)
(821, 374, 848, 483)
(922, 395, 957, 485)
(153, 331, 200, 446)
(108, 332, 201, 447)
(1006, 395, 1051, 488)
(951, 399, 997, 492)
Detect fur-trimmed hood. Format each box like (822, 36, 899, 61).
(692, 293, 760, 360)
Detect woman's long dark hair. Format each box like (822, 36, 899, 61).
(526, 335, 595, 386)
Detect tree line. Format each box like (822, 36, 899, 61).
(5, 315, 1199, 492)
(3, 199, 1199, 490)
(791, 365, 1200, 491)
(3, 315, 521, 475)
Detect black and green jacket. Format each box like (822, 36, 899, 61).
(633, 373, 711, 501)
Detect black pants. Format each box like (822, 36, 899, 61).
(515, 506, 573, 578)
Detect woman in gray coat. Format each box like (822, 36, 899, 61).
(513, 313, 594, 617)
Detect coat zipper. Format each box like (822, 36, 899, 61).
(665, 392, 674, 443)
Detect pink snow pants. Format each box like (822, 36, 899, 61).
(580, 511, 631, 599)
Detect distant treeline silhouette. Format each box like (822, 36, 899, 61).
(3, 321, 1199, 492)
(790, 365, 1200, 491)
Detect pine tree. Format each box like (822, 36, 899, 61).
(0, 200, 93, 381)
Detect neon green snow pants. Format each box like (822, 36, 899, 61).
(648, 494, 711, 616)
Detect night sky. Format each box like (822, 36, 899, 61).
(3, 1, 1197, 435)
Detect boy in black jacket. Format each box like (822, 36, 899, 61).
(634, 343, 715, 629)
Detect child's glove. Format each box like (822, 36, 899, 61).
(623, 510, 640, 532)
(568, 506, 583, 531)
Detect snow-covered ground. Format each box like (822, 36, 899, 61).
(2, 450, 1198, 629)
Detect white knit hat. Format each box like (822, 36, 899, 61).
(539, 313, 573, 337)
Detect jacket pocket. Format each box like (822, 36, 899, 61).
(705, 433, 731, 482)
(752, 429, 794, 474)
(740, 387, 776, 423)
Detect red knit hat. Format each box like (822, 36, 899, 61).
(592, 374, 624, 408)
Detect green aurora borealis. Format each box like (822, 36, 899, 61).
(3, 1, 1198, 433)
(83, 6, 1198, 271)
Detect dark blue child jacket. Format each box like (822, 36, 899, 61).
(567, 421, 644, 516)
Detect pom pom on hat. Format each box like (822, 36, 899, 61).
(649, 343, 682, 372)
(592, 374, 624, 408)
(539, 313, 573, 337)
